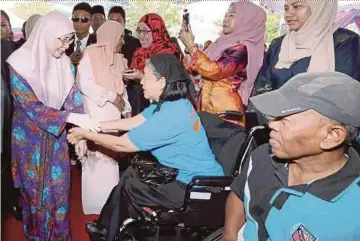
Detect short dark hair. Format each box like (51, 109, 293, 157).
(146, 59, 188, 112)
(91, 5, 105, 16)
(72, 2, 92, 15)
(1, 10, 11, 27)
(155, 81, 189, 112)
(108, 6, 125, 21)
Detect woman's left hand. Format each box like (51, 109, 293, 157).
(67, 127, 89, 145)
(178, 24, 195, 49)
(123, 69, 144, 81)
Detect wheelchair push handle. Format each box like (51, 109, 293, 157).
(216, 110, 243, 119)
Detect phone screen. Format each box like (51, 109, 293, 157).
(183, 9, 190, 32)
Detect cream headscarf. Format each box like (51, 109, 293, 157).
(85, 20, 126, 95)
(275, 1, 338, 72)
(25, 14, 42, 39)
(7, 11, 75, 110)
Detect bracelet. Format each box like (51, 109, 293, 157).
(185, 44, 197, 54)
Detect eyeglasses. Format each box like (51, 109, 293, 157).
(136, 28, 152, 36)
(72, 17, 91, 23)
(92, 17, 105, 22)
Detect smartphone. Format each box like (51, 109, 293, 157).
(183, 9, 190, 32)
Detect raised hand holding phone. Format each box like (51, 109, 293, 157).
(183, 9, 190, 32)
(178, 14, 195, 51)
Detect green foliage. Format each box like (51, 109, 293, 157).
(265, 11, 282, 44)
(125, 0, 182, 37)
(11, 1, 53, 20)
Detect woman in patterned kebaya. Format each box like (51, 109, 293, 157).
(6, 11, 99, 241)
(179, 1, 266, 126)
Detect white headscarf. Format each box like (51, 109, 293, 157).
(275, 1, 338, 72)
(7, 11, 75, 110)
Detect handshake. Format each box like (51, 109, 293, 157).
(67, 113, 100, 132)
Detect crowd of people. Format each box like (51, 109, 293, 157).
(1, 0, 360, 241)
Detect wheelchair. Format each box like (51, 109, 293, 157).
(100, 111, 268, 241)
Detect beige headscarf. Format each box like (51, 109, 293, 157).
(275, 1, 338, 72)
(7, 11, 75, 110)
(25, 14, 42, 39)
(85, 20, 126, 95)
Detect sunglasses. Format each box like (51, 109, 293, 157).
(72, 17, 91, 23)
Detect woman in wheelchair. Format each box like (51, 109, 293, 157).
(67, 53, 224, 241)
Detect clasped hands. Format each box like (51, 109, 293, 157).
(66, 113, 100, 159)
(67, 127, 88, 146)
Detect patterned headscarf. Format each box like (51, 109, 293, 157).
(130, 13, 183, 71)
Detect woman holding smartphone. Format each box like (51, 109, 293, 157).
(179, 1, 266, 126)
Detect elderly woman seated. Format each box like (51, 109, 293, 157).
(67, 53, 224, 240)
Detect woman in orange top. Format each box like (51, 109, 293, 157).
(179, 1, 266, 125)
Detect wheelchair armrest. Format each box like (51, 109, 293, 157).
(187, 176, 234, 189)
(179, 176, 233, 212)
(216, 110, 243, 119)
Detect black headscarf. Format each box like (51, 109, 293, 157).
(149, 53, 197, 101)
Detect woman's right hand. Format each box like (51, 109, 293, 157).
(66, 113, 100, 132)
(178, 24, 195, 50)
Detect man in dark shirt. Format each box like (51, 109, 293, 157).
(1, 38, 21, 220)
(224, 72, 360, 241)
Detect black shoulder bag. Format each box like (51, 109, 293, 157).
(130, 152, 178, 188)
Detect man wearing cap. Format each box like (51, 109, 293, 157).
(223, 72, 360, 241)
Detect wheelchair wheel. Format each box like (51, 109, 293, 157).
(117, 224, 139, 241)
(202, 227, 223, 241)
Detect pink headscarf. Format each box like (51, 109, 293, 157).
(85, 20, 126, 95)
(7, 11, 75, 110)
(204, 1, 266, 105)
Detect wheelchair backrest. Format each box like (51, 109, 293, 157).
(199, 112, 248, 176)
(199, 112, 269, 176)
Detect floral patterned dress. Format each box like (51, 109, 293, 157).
(187, 44, 248, 126)
(10, 66, 83, 241)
